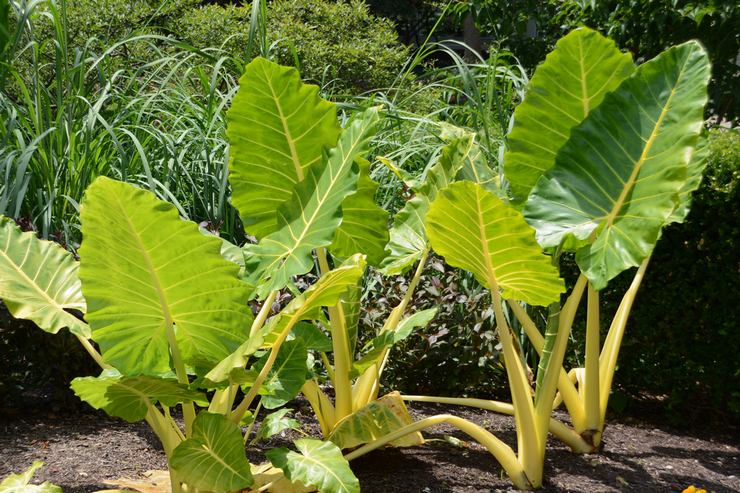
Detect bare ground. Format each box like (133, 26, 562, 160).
(1, 401, 738, 493)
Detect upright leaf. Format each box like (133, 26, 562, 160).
(504, 28, 635, 202)
(524, 42, 711, 289)
(667, 132, 710, 224)
(170, 412, 253, 492)
(0, 217, 89, 337)
(71, 374, 207, 422)
(79, 178, 253, 376)
(227, 57, 341, 239)
(380, 134, 476, 275)
(244, 108, 379, 295)
(426, 181, 563, 306)
(266, 439, 359, 493)
(330, 157, 389, 265)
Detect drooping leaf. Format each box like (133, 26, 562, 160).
(205, 256, 365, 383)
(426, 181, 564, 306)
(71, 374, 207, 422)
(329, 392, 423, 449)
(170, 412, 253, 492)
(504, 28, 635, 202)
(667, 132, 710, 224)
(253, 339, 309, 409)
(330, 157, 389, 265)
(351, 308, 437, 378)
(524, 42, 711, 289)
(380, 134, 477, 275)
(227, 57, 341, 239)
(0, 462, 61, 493)
(250, 463, 312, 493)
(266, 439, 359, 493)
(254, 408, 301, 442)
(0, 217, 89, 337)
(244, 108, 379, 295)
(79, 177, 253, 376)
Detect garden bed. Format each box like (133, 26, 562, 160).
(1, 401, 737, 493)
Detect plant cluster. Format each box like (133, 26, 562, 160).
(0, 10, 721, 493)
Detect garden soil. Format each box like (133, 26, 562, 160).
(1, 400, 738, 493)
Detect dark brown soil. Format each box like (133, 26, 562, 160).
(1, 402, 738, 493)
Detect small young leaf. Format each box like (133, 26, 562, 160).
(254, 408, 301, 442)
(0, 462, 61, 493)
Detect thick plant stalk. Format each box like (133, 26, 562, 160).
(400, 395, 593, 453)
(74, 335, 110, 369)
(301, 379, 335, 436)
(598, 257, 650, 424)
(344, 414, 533, 489)
(583, 283, 601, 443)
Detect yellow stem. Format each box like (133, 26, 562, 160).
(584, 283, 601, 437)
(344, 414, 533, 489)
(401, 395, 594, 453)
(598, 257, 650, 423)
(74, 335, 110, 369)
(250, 290, 278, 337)
(301, 379, 335, 437)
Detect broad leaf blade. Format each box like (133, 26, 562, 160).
(524, 42, 711, 289)
(667, 132, 710, 224)
(504, 28, 635, 202)
(79, 177, 253, 376)
(329, 392, 423, 449)
(380, 134, 477, 275)
(71, 375, 207, 422)
(0, 217, 89, 337)
(253, 339, 309, 409)
(266, 439, 359, 493)
(170, 412, 253, 492)
(426, 181, 564, 306)
(331, 157, 389, 265)
(245, 108, 379, 295)
(227, 57, 341, 239)
(254, 408, 301, 442)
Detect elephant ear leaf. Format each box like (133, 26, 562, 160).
(170, 412, 253, 492)
(524, 41, 711, 289)
(79, 177, 253, 376)
(667, 132, 710, 225)
(227, 57, 341, 239)
(266, 439, 360, 493)
(244, 108, 379, 295)
(330, 157, 389, 266)
(426, 181, 563, 306)
(504, 27, 634, 202)
(0, 217, 89, 337)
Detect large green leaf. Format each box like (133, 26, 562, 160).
(71, 373, 207, 422)
(79, 177, 253, 376)
(0, 217, 89, 337)
(380, 134, 477, 275)
(524, 42, 711, 289)
(205, 255, 366, 383)
(328, 392, 423, 449)
(504, 28, 635, 202)
(426, 181, 564, 306)
(330, 157, 389, 265)
(667, 132, 710, 224)
(170, 412, 253, 492)
(254, 408, 301, 442)
(227, 57, 341, 239)
(244, 108, 379, 295)
(0, 462, 61, 493)
(253, 339, 309, 409)
(266, 439, 359, 493)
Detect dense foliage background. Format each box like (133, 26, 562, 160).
(0, 0, 737, 423)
